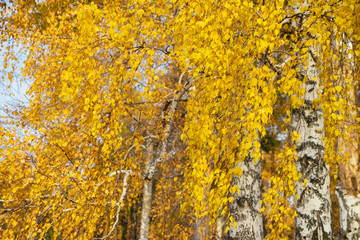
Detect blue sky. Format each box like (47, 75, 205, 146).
(1, 0, 29, 110)
(0, 40, 30, 121)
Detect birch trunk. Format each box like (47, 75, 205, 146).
(139, 178, 153, 240)
(216, 215, 224, 240)
(291, 48, 332, 240)
(139, 140, 154, 240)
(193, 216, 209, 240)
(336, 117, 360, 239)
(193, 220, 202, 240)
(335, 37, 360, 240)
(289, 2, 332, 239)
(336, 188, 360, 240)
(139, 73, 191, 240)
(229, 156, 263, 240)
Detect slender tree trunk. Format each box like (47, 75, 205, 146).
(229, 155, 263, 240)
(193, 219, 201, 240)
(139, 178, 153, 240)
(193, 202, 210, 239)
(139, 73, 191, 240)
(216, 215, 224, 240)
(139, 138, 155, 240)
(193, 216, 208, 240)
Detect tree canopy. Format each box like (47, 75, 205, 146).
(1, 0, 359, 239)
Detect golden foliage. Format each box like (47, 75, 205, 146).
(1, 0, 359, 239)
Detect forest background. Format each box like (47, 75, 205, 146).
(0, 0, 360, 239)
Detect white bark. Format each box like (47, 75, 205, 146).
(288, 2, 332, 239)
(193, 220, 201, 240)
(143, 73, 192, 181)
(139, 178, 153, 240)
(292, 49, 332, 240)
(229, 156, 263, 240)
(216, 215, 224, 240)
(94, 170, 132, 240)
(193, 216, 209, 240)
(139, 74, 192, 240)
(336, 188, 360, 240)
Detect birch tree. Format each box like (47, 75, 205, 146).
(284, 1, 359, 239)
(1, 1, 192, 239)
(334, 6, 360, 240)
(1, 1, 360, 239)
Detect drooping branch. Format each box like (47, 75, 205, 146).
(93, 170, 132, 240)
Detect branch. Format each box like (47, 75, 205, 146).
(280, 11, 311, 24)
(165, 173, 183, 179)
(109, 169, 132, 178)
(0, 194, 52, 203)
(271, 50, 294, 56)
(265, 55, 283, 75)
(94, 170, 132, 240)
(144, 74, 194, 181)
